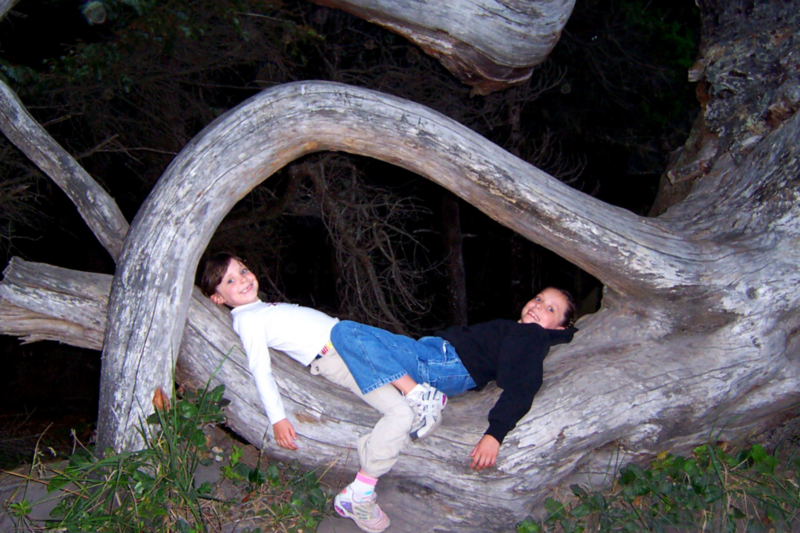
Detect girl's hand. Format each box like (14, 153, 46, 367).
(273, 419, 298, 450)
(469, 434, 500, 470)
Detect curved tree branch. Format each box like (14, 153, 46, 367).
(310, 0, 576, 94)
(0, 80, 129, 260)
(98, 81, 707, 453)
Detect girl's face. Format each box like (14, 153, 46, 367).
(211, 260, 259, 307)
(519, 288, 568, 330)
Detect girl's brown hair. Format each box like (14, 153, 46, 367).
(554, 288, 578, 328)
(199, 252, 245, 297)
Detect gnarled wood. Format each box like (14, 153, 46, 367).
(2, 1, 800, 528)
(98, 79, 709, 455)
(0, 258, 511, 528)
(310, 0, 576, 94)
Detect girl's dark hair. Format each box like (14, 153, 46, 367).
(554, 288, 578, 328)
(200, 252, 245, 297)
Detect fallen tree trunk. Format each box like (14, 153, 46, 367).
(2, 1, 800, 529)
(0, 257, 526, 527)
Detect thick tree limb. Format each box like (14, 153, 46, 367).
(5, 255, 800, 528)
(311, 0, 576, 94)
(0, 258, 520, 527)
(98, 81, 714, 454)
(0, 300, 103, 349)
(0, 80, 129, 260)
(3, 2, 799, 527)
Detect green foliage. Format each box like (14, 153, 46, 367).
(8, 498, 33, 518)
(220, 444, 329, 531)
(0, 60, 38, 85)
(518, 442, 800, 532)
(38, 384, 227, 531)
(2, 381, 332, 531)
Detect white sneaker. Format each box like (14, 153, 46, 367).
(405, 383, 447, 440)
(334, 485, 391, 532)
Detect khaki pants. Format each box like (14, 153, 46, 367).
(310, 349, 413, 478)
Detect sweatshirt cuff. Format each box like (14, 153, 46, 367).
(265, 405, 287, 427)
(485, 424, 510, 444)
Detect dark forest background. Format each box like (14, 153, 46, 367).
(0, 0, 699, 459)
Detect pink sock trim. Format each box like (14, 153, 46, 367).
(356, 472, 378, 486)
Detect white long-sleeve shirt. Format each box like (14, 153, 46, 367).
(231, 300, 338, 425)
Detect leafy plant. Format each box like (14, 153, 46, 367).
(38, 384, 228, 532)
(518, 440, 800, 532)
(2, 374, 332, 532)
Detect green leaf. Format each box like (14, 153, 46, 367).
(571, 502, 593, 518)
(570, 484, 587, 497)
(515, 519, 541, 533)
(47, 474, 72, 493)
(178, 401, 199, 419)
(682, 459, 698, 476)
(266, 464, 280, 484)
(9, 499, 32, 517)
(229, 445, 243, 467)
(209, 384, 226, 403)
(544, 497, 567, 520)
(248, 467, 266, 486)
(749, 444, 767, 462)
(619, 467, 637, 485)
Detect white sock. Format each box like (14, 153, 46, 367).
(349, 472, 378, 502)
(406, 383, 426, 399)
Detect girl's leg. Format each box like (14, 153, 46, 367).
(391, 374, 418, 394)
(331, 320, 435, 394)
(310, 352, 414, 477)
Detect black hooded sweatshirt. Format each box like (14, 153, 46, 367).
(437, 320, 576, 443)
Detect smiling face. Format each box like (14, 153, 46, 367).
(210, 259, 259, 308)
(519, 288, 568, 330)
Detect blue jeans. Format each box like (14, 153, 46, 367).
(331, 321, 477, 397)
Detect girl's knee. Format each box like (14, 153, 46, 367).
(388, 400, 415, 428)
(331, 320, 358, 345)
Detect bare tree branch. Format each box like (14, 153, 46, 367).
(0, 80, 129, 260)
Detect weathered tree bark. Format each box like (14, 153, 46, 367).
(308, 0, 576, 95)
(98, 77, 689, 453)
(2, 0, 800, 529)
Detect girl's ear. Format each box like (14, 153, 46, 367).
(210, 293, 226, 306)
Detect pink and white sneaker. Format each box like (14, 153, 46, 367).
(334, 485, 391, 533)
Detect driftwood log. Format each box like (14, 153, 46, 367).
(2, 0, 800, 529)
(0, 257, 512, 528)
(308, 0, 576, 95)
